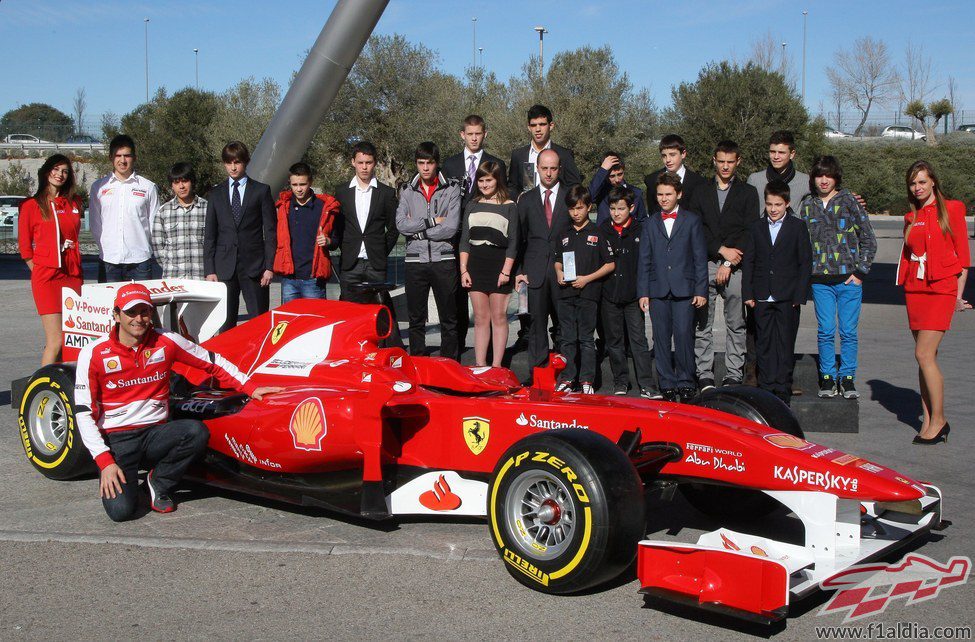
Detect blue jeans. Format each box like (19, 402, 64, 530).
(102, 259, 152, 283)
(281, 277, 327, 304)
(811, 282, 862, 378)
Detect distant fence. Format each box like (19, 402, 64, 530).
(821, 109, 975, 135)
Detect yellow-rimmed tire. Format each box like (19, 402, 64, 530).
(487, 429, 644, 594)
(18, 365, 94, 480)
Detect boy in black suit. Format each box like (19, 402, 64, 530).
(553, 186, 615, 394)
(442, 115, 508, 207)
(203, 141, 276, 332)
(742, 180, 812, 405)
(643, 134, 707, 211)
(508, 104, 581, 196)
(599, 186, 658, 398)
(638, 173, 708, 402)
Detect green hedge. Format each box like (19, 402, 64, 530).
(823, 135, 975, 215)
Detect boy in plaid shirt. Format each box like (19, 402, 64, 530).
(152, 162, 208, 279)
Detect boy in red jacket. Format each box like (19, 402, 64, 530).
(272, 162, 340, 303)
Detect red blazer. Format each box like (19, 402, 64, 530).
(897, 199, 970, 285)
(272, 190, 340, 279)
(18, 196, 83, 275)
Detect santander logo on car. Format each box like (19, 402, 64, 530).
(516, 412, 589, 431)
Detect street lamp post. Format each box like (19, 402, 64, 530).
(194, 48, 199, 88)
(472, 17, 477, 68)
(478, 47, 483, 69)
(144, 18, 150, 102)
(802, 10, 808, 105)
(781, 41, 787, 77)
(534, 26, 547, 77)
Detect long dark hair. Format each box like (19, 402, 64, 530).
(905, 160, 951, 239)
(474, 160, 509, 203)
(33, 154, 76, 220)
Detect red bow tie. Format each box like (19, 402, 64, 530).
(661, 211, 677, 220)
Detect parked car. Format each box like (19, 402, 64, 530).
(957, 124, 975, 133)
(0, 195, 25, 227)
(65, 134, 100, 144)
(881, 125, 926, 140)
(3, 134, 41, 144)
(824, 126, 852, 138)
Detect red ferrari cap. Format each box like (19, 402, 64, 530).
(114, 283, 153, 311)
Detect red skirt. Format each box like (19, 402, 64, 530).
(31, 265, 82, 315)
(905, 291, 956, 331)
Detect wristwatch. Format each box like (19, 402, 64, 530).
(722, 260, 733, 268)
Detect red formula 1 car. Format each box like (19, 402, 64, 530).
(15, 280, 945, 624)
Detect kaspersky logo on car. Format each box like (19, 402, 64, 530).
(515, 412, 589, 431)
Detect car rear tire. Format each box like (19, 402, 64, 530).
(487, 429, 645, 594)
(681, 385, 804, 521)
(18, 364, 95, 480)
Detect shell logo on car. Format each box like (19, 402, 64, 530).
(290, 397, 327, 451)
(764, 433, 814, 450)
(64, 297, 74, 310)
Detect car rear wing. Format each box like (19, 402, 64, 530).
(61, 279, 227, 360)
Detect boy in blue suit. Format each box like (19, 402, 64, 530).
(638, 172, 708, 402)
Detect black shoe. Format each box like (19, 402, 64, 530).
(147, 469, 175, 514)
(641, 388, 663, 400)
(818, 375, 838, 398)
(698, 377, 716, 392)
(614, 384, 629, 396)
(677, 387, 697, 403)
(661, 388, 678, 402)
(913, 422, 950, 445)
(839, 376, 860, 399)
(721, 378, 742, 387)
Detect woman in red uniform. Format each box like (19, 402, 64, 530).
(18, 154, 84, 365)
(897, 160, 971, 444)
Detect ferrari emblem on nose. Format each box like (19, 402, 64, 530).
(463, 417, 489, 455)
(271, 321, 289, 345)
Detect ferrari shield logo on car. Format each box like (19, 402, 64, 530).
(463, 417, 489, 455)
(271, 321, 289, 345)
(289, 398, 327, 451)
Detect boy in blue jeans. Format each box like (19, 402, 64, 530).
(638, 172, 708, 402)
(553, 186, 615, 394)
(797, 156, 877, 399)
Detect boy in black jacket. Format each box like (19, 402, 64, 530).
(599, 186, 659, 398)
(742, 180, 812, 405)
(553, 186, 615, 394)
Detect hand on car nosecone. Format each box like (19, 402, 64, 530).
(251, 386, 284, 401)
(100, 463, 126, 499)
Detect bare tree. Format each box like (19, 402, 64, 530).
(748, 31, 794, 85)
(947, 76, 961, 130)
(901, 41, 932, 129)
(830, 83, 845, 132)
(72, 87, 87, 135)
(826, 37, 900, 136)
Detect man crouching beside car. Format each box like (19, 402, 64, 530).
(75, 283, 281, 521)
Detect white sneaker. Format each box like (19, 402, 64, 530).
(581, 382, 595, 395)
(556, 381, 573, 393)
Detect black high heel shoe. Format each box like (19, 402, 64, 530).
(913, 422, 950, 445)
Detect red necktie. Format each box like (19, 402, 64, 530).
(661, 211, 677, 220)
(544, 189, 553, 227)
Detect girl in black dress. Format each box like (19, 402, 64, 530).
(459, 161, 520, 367)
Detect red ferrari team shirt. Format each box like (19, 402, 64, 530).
(75, 327, 257, 470)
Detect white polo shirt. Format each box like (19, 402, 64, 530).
(89, 172, 159, 264)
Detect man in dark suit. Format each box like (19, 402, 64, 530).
(638, 172, 708, 402)
(507, 104, 581, 196)
(332, 141, 404, 347)
(515, 149, 571, 375)
(441, 115, 507, 354)
(204, 141, 276, 332)
(742, 180, 812, 405)
(686, 140, 760, 390)
(442, 115, 508, 207)
(643, 134, 707, 212)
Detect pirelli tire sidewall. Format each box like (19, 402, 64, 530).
(18, 364, 94, 480)
(488, 429, 645, 595)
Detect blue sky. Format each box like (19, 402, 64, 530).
(2, 0, 973, 129)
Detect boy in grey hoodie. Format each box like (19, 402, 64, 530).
(396, 142, 462, 361)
